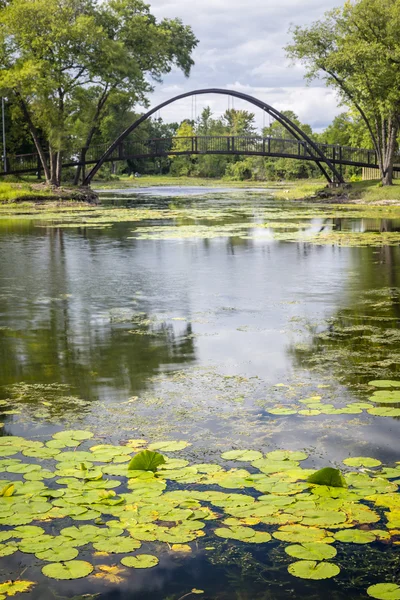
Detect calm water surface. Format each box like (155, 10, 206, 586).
(0, 189, 399, 599)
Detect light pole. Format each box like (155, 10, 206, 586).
(1, 97, 6, 173)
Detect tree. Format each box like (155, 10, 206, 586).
(169, 120, 196, 176)
(262, 110, 314, 140)
(320, 111, 371, 148)
(286, 0, 400, 185)
(0, 0, 197, 186)
(223, 109, 257, 136)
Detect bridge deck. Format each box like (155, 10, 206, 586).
(1, 135, 392, 176)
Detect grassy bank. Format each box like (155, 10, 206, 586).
(93, 174, 289, 190)
(0, 180, 98, 205)
(2, 174, 400, 207)
(347, 179, 400, 203)
(0, 181, 56, 203)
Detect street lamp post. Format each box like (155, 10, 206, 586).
(1, 97, 6, 173)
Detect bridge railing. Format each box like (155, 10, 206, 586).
(0, 135, 391, 175)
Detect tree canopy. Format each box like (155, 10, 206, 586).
(286, 0, 400, 185)
(0, 0, 198, 185)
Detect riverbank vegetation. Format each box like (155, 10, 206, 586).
(0, 0, 197, 186)
(287, 0, 400, 186)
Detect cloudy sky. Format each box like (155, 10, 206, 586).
(148, 0, 344, 133)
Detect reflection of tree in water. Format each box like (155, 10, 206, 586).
(0, 316, 196, 410)
(289, 244, 400, 384)
(0, 227, 197, 422)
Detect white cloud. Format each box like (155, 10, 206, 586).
(143, 0, 345, 132)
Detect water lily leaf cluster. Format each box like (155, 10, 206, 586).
(266, 381, 400, 418)
(0, 430, 398, 590)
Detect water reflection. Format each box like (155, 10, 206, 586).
(1, 192, 400, 600)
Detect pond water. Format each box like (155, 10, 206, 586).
(0, 189, 400, 600)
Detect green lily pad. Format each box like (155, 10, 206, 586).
(334, 529, 376, 544)
(53, 430, 94, 441)
(285, 543, 337, 560)
(13, 526, 45, 538)
(269, 408, 298, 415)
(221, 450, 263, 461)
(288, 560, 340, 580)
(0, 580, 35, 596)
(128, 450, 166, 472)
(121, 554, 159, 568)
(36, 546, 79, 562)
(369, 391, 400, 403)
(367, 583, 400, 599)
(148, 441, 190, 452)
(266, 450, 308, 461)
(42, 560, 93, 580)
(307, 467, 346, 488)
(343, 457, 382, 468)
(367, 407, 400, 417)
(301, 509, 346, 527)
(245, 531, 272, 543)
(0, 542, 18, 557)
(214, 526, 255, 541)
(368, 380, 400, 388)
(273, 525, 333, 544)
(22, 447, 60, 459)
(56, 451, 94, 463)
(93, 537, 141, 553)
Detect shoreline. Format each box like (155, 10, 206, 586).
(2, 176, 400, 208)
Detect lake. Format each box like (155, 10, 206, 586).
(0, 188, 399, 600)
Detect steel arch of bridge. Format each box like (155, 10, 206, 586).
(82, 88, 345, 186)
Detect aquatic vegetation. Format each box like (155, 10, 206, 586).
(307, 467, 346, 487)
(367, 583, 400, 599)
(288, 559, 340, 580)
(0, 430, 397, 593)
(128, 450, 166, 471)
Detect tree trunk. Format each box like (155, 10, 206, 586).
(17, 95, 51, 182)
(49, 150, 57, 186)
(56, 151, 62, 186)
(382, 117, 398, 186)
(73, 86, 110, 186)
(73, 147, 87, 186)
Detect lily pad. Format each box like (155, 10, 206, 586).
(285, 543, 337, 560)
(307, 467, 346, 488)
(343, 457, 382, 468)
(0, 580, 35, 595)
(367, 583, 400, 599)
(367, 407, 400, 417)
(93, 537, 141, 553)
(121, 554, 159, 568)
(266, 450, 308, 461)
(288, 560, 340, 580)
(221, 450, 263, 461)
(36, 546, 79, 562)
(215, 526, 255, 541)
(42, 560, 94, 580)
(128, 450, 166, 472)
(148, 441, 190, 452)
(273, 525, 333, 544)
(368, 380, 400, 388)
(334, 529, 376, 544)
(53, 430, 94, 442)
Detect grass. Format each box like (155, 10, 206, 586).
(0, 180, 54, 203)
(348, 179, 400, 202)
(3, 173, 400, 207)
(92, 174, 287, 189)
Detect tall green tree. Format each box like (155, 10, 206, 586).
(0, 0, 197, 185)
(286, 0, 400, 185)
(223, 109, 257, 136)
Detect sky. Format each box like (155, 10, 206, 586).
(148, 0, 344, 133)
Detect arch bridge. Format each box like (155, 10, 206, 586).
(2, 89, 391, 184)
